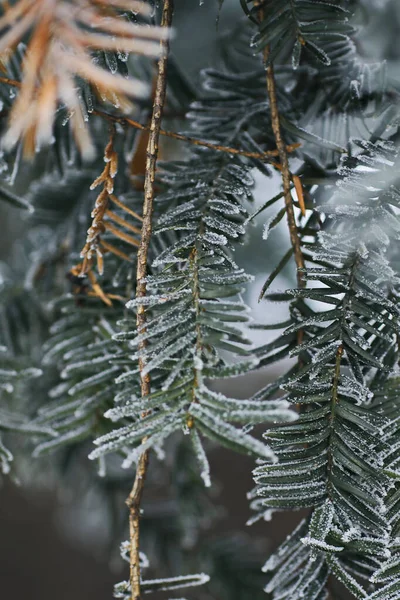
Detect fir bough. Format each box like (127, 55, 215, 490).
(0, 1, 400, 599)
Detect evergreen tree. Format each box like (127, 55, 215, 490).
(0, 1, 400, 599)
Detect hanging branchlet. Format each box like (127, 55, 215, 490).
(79, 129, 142, 278)
(250, 140, 400, 598)
(80, 129, 118, 276)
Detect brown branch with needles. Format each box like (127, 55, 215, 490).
(79, 127, 142, 278)
(70, 127, 143, 307)
(0, 0, 166, 157)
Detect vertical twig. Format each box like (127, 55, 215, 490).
(264, 52, 305, 288)
(255, 3, 305, 288)
(125, 2, 173, 599)
(255, 4, 306, 394)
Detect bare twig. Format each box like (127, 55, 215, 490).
(92, 108, 300, 160)
(0, 75, 20, 88)
(264, 55, 305, 288)
(253, 3, 305, 289)
(125, 2, 173, 599)
(255, 3, 306, 383)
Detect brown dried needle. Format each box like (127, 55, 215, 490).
(80, 130, 141, 278)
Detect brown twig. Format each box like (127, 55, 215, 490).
(264, 54, 305, 288)
(255, 2, 306, 392)
(253, 3, 305, 288)
(265, 60, 307, 359)
(125, 2, 173, 599)
(0, 75, 20, 87)
(92, 108, 300, 160)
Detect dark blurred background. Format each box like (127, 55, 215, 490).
(0, 446, 301, 600)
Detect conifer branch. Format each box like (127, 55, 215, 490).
(2, 4, 399, 600)
(125, 2, 173, 599)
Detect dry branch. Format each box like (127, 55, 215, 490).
(125, 2, 174, 599)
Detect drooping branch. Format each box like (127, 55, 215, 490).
(125, 2, 173, 599)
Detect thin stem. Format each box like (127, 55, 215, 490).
(264, 53, 305, 288)
(254, 2, 305, 286)
(256, 2, 306, 386)
(125, 2, 173, 599)
(0, 75, 20, 87)
(93, 108, 300, 160)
